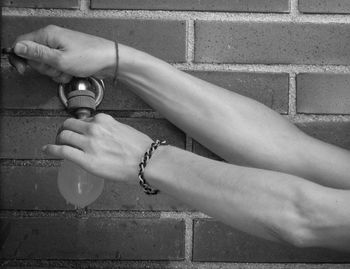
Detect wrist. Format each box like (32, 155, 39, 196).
(96, 40, 117, 78)
(143, 144, 173, 189)
(117, 44, 155, 82)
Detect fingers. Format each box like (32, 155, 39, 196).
(26, 60, 72, 83)
(14, 40, 62, 68)
(28, 60, 61, 77)
(56, 130, 87, 150)
(61, 118, 90, 134)
(52, 73, 72, 84)
(15, 25, 59, 46)
(42, 144, 86, 165)
(8, 54, 27, 74)
(56, 118, 90, 149)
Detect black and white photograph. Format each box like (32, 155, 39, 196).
(1, 0, 350, 268)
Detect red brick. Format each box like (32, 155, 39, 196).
(193, 121, 350, 161)
(297, 74, 350, 114)
(1, 0, 80, 9)
(297, 121, 350, 150)
(0, 66, 65, 110)
(1, 67, 288, 113)
(188, 71, 289, 114)
(2, 16, 186, 63)
(0, 165, 72, 210)
(0, 165, 189, 211)
(0, 117, 185, 159)
(0, 66, 151, 111)
(299, 0, 350, 14)
(195, 21, 350, 65)
(91, 0, 289, 13)
(0, 218, 185, 260)
(193, 219, 350, 262)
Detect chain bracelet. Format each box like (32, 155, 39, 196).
(138, 140, 167, 195)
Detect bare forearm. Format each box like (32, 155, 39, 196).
(145, 145, 350, 251)
(118, 44, 350, 189)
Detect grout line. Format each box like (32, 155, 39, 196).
(3, 8, 350, 23)
(174, 63, 350, 74)
(184, 216, 194, 261)
(80, 0, 90, 11)
(1, 210, 210, 219)
(288, 73, 297, 115)
(3, 260, 350, 269)
(185, 135, 194, 152)
(0, 159, 61, 167)
(1, 109, 349, 120)
(290, 0, 300, 17)
(5, 260, 350, 269)
(289, 114, 350, 123)
(186, 20, 195, 63)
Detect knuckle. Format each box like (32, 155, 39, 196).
(62, 118, 74, 128)
(87, 124, 101, 136)
(50, 69, 61, 77)
(59, 145, 70, 157)
(58, 130, 71, 143)
(33, 45, 44, 59)
(59, 73, 71, 84)
(45, 24, 60, 33)
(55, 53, 66, 70)
(94, 113, 113, 122)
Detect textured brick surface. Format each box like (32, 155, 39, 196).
(91, 0, 289, 13)
(2, 16, 186, 63)
(0, 165, 189, 211)
(1, 67, 288, 113)
(2, 2, 350, 267)
(0, 218, 185, 260)
(299, 0, 350, 14)
(195, 21, 350, 65)
(188, 71, 289, 114)
(0, 117, 185, 159)
(297, 121, 350, 150)
(193, 219, 350, 262)
(1, 66, 65, 110)
(0, 165, 72, 210)
(194, 121, 350, 161)
(0, 66, 151, 111)
(1, 0, 80, 9)
(297, 74, 350, 114)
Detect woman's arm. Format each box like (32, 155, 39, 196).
(145, 145, 350, 251)
(46, 114, 350, 251)
(117, 44, 350, 189)
(11, 26, 350, 189)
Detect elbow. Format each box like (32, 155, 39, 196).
(270, 214, 316, 248)
(271, 187, 325, 248)
(282, 225, 316, 248)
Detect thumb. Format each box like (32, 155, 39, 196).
(14, 40, 61, 68)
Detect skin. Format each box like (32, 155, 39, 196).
(9, 25, 350, 251)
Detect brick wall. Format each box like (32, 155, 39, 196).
(1, 0, 350, 268)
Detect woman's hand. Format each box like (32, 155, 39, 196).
(43, 113, 154, 184)
(11, 25, 116, 83)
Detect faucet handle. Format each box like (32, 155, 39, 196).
(58, 77, 105, 119)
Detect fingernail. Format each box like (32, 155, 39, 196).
(14, 42, 27, 55)
(16, 64, 26, 75)
(41, 145, 47, 152)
